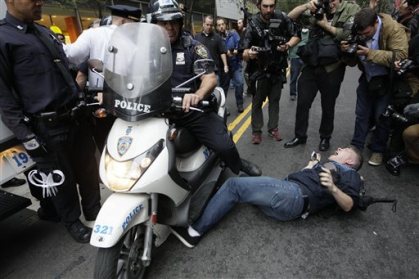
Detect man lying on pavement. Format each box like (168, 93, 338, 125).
(171, 146, 364, 248)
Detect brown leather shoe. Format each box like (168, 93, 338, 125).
(268, 128, 282, 141)
(252, 133, 262, 144)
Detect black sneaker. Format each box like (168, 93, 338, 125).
(170, 226, 200, 248)
(65, 219, 92, 243)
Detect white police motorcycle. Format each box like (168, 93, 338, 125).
(90, 23, 233, 278)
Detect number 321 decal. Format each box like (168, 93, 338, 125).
(94, 225, 114, 235)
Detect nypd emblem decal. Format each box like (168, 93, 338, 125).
(117, 136, 133, 156)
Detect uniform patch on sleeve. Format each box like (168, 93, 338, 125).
(195, 45, 208, 58)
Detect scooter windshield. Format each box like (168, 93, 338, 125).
(103, 23, 173, 121)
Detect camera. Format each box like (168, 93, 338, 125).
(397, 59, 416, 76)
(267, 19, 288, 46)
(344, 25, 367, 54)
(381, 105, 409, 123)
(316, 162, 340, 184)
(312, 0, 330, 20)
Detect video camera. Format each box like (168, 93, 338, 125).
(251, 19, 288, 54)
(312, 0, 331, 20)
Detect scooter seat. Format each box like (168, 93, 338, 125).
(174, 128, 201, 156)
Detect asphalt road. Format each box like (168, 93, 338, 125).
(1, 67, 418, 279)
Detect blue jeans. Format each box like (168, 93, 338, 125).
(351, 74, 391, 152)
(192, 177, 305, 235)
(230, 65, 244, 107)
(290, 58, 303, 96)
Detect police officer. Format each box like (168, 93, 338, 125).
(147, 0, 261, 177)
(285, 0, 360, 151)
(0, 0, 99, 243)
(64, 5, 142, 151)
(242, 0, 300, 144)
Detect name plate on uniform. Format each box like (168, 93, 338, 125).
(3, 145, 35, 173)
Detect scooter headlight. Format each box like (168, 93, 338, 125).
(105, 139, 164, 191)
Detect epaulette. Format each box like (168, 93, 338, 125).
(182, 34, 193, 48)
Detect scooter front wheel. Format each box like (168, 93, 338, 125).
(94, 224, 147, 279)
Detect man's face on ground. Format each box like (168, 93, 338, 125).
(7, 0, 43, 22)
(203, 18, 213, 33)
(216, 19, 226, 33)
(328, 147, 356, 165)
(259, 0, 275, 22)
(157, 20, 181, 44)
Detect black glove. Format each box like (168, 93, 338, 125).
(22, 134, 48, 159)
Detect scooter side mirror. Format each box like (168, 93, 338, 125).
(193, 59, 215, 75)
(88, 59, 104, 73)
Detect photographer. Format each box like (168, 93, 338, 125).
(340, 8, 409, 166)
(171, 146, 364, 248)
(385, 103, 419, 175)
(285, 0, 360, 151)
(385, 35, 419, 175)
(242, 0, 300, 144)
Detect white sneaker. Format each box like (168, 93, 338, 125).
(368, 153, 383, 166)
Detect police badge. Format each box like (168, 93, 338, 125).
(117, 136, 133, 156)
(195, 45, 208, 58)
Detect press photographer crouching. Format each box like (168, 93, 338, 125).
(384, 34, 419, 175)
(384, 103, 419, 175)
(340, 8, 409, 166)
(285, 0, 360, 151)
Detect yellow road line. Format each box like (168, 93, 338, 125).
(228, 67, 290, 143)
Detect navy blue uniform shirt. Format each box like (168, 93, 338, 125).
(171, 34, 213, 93)
(0, 13, 78, 140)
(287, 161, 362, 213)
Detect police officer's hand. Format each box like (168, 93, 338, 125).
(22, 135, 48, 160)
(319, 167, 337, 193)
(182, 93, 203, 112)
(356, 45, 370, 56)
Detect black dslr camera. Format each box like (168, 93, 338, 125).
(344, 25, 367, 54)
(312, 0, 331, 20)
(381, 105, 409, 123)
(397, 59, 416, 75)
(267, 19, 287, 46)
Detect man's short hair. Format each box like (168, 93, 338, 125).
(257, 0, 277, 6)
(348, 146, 363, 171)
(204, 15, 213, 22)
(216, 17, 226, 24)
(354, 8, 377, 32)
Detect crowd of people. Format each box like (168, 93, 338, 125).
(0, 0, 418, 251)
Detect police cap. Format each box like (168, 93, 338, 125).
(107, 5, 142, 22)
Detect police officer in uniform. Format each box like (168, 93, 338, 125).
(64, 5, 142, 151)
(242, 0, 300, 144)
(0, 0, 100, 243)
(147, 0, 261, 177)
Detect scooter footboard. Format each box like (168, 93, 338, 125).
(90, 193, 149, 248)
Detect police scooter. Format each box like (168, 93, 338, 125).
(90, 23, 235, 278)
